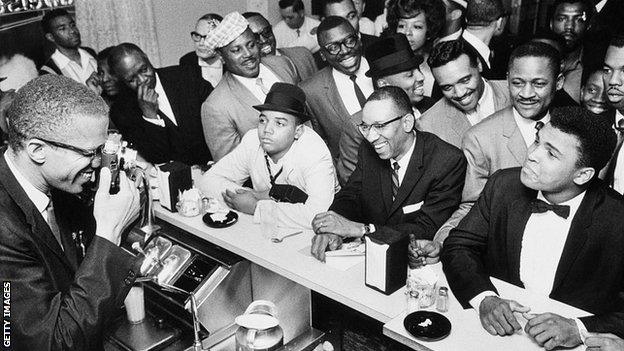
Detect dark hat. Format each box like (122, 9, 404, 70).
(365, 34, 424, 78)
(253, 82, 310, 121)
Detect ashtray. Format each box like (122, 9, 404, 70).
(202, 211, 238, 228)
(403, 310, 451, 341)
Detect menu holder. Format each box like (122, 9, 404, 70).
(365, 228, 409, 295)
(157, 161, 192, 212)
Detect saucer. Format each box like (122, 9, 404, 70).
(403, 311, 451, 341)
(202, 211, 238, 228)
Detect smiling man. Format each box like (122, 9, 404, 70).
(201, 12, 298, 160)
(0, 75, 141, 350)
(419, 39, 511, 148)
(442, 106, 624, 349)
(197, 83, 338, 229)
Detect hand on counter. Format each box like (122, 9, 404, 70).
(408, 238, 441, 269)
(524, 312, 582, 350)
(223, 188, 258, 215)
(311, 233, 343, 262)
(586, 333, 624, 351)
(479, 296, 530, 336)
(311, 210, 362, 237)
(94, 168, 140, 245)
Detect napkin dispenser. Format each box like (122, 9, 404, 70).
(157, 161, 192, 212)
(364, 228, 409, 295)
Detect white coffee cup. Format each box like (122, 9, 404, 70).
(124, 285, 146, 324)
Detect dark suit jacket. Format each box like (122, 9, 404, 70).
(0, 155, 141, 350)
(110, 65, 213, 165)
(330, 131, 466, 239)
(460, 36, 506, 80)
(278, 46, 318, 82)
(441, 168, 624, 337)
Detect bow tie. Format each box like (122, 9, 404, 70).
(529, 199, 570, 219)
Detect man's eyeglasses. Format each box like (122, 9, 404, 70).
(191, 31, 208, 42)
(323, 34, 358, 55)
(37, 137, 104, 162)
(357, 114, 405, 135)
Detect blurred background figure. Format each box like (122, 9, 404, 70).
(0, 52, 39, 140)
(352, 0, 377, 36)
(179, 13, 224, 88)
(437, 0, 467, 42)
(274, 0, 321, 53)
(85, 46, 122, 107)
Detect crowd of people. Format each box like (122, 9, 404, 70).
(1, 0, 624, 349)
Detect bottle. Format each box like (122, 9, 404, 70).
(436, 286, 449, 313)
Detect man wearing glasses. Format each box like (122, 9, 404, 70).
(310, 86, 466, 261)
(0, 75, 142, 350)
(179, 13, 224, 88)
(301, 16, 374, 163)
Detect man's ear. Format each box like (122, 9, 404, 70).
(25, 139, 47, 165)
(573, 167, 596, 187)
(294, 123, 305, 140)
(556, 72, 565, 91)
(45, 33, 55, 44)
(402, 113, 415, 132)
(450, 9, 462, 21)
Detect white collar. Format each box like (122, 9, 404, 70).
(4, 150, 49, 215)
(615, 110, 624, 126)
(50, 48, 89, 69)
(197, 57, 223, 69)
(536, 190, 586, 219)
(233, 63, 269, 84)
(462, 30, 491, 65)
(331, 57, 370, 80)
(391, 135, 416, 170)
(477, 78, 493, 109)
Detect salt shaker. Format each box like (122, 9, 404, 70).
(436, 286, 449, 312)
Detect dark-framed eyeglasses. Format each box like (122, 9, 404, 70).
(357, 114, 405, 135)
(37, 137, 104, 162)
(323, 34, 359, 55)
(190, 31, 208, 42)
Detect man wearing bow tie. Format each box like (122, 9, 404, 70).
(441, 106, 624, 349)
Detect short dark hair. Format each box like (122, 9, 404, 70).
(367, 86, 413, 116)
(242, 12, 262, 19)
(198, 13, 223, 22)
(508, 41, 561, 78)
(428, 40, 479, 69)
(96, 46, 115, 63)
(317, 16, 353, 37)
(386, 0, 446, 44)
(465, 0, 505, 26)
(609, 34, 624, 49)
(323, 0, 354, 10)
(549, 106, 616, 172)
(279, 0, 304, 11)
(107, 43, 151, 78)
(41, 8, 71, 34)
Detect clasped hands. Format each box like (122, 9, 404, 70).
(310, 211, 362, 262)
(222, 188, 271, 214)
(478, 296, 582, 350)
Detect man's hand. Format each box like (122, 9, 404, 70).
(137, 83, 159, 119)
(408, 238, 441, 269)
(479, 296, 530, 336)
(94, 168, 140, 245)
(310, 233, 343, 262)
(586, 333, 624, 351)
(524, 312, 582, 350)
(222, 189, 258, 214)
(311, 211, 362, 237)
(85, 71, 103, 95)
(251, 189, 271, 201)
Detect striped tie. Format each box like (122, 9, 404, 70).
(392, 161, 400, 200)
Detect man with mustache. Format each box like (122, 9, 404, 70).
(197, 83, 338, 229)
(419, 40, 511, 149)
(40, 9, 97, 86)
(442, 106, 624, 349)
(201, 12, 298, 160)
(411, 42, 562, 264)
(549, 0, 592, 103)
(108, 43, 213, 166)
(301, 16, 374, 163)
(600, 35, 624, 194)
(179, 13, 224, 88)
(243, 12, 318, 82)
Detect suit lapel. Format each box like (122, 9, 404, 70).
(389, 134, 425, 216)
(447, 104, 471, 141)
(506, 196, 533, 285)
(225, 72, 262, 107)
(323, 69, 351, 124)
(502, 108, 527, 164)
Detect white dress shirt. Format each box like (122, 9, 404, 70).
(462, 30, 491, 68)
(273, 16, 321, 53)
(595, 0, 607, 12)
(233, 64, 281, 102)
(197, 126, 340, 229)
(512, 108, 551, 147)
(144, 73, 178, 127)
(390, 136, 416, 185)
(198, 57, 223, 88)
(359, 17, 377, 36)
(48, 48, 97, 85)
(465, 79, 496, 126)
(332, 58, 374, 116)
(4, 152, 50, 223)
(612, 110, 624, 194)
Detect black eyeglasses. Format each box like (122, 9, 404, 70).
(323, 34, 359, 55)
(357, 115, 405, 135)
(37, 137, 104, 162)
(190, 31, 208, 42)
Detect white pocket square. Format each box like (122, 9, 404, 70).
(403, 201, 423, 214)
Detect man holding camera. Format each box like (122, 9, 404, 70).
(0, 75, 141, 350)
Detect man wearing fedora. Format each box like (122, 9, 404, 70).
(197, 83, 339, 229)
(201, 12, 298, 161)
(418, 40, 511, 149)
(336, 34, 435, 184)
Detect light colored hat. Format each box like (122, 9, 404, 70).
(205, 12, 249, 49)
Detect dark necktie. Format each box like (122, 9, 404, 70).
(528, 199, 570, 219)
(349, 75, 367, 108)
(296, 28, 301, 37)
(46, 199, 63, 250)
(392, 161, 400, 200)
(605, 120, 624, 186)
(534, 121, 544, 141)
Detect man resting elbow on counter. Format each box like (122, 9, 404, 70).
(310, 86, 466, 261)
(197, 83, 339, 229)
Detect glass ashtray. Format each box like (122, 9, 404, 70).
(176, 199, 202, 217)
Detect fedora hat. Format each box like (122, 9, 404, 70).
(365, 34, 424, 78)
(253, 82, 310, 121)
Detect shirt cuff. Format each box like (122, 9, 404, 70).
(143, 115, 165, 127)
(469, 290, 498, 310)
(574, 318, 589, 344)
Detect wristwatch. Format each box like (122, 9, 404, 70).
(362, 224, 375, 236)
